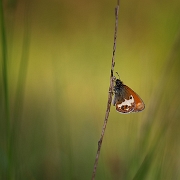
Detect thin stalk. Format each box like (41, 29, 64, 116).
(91, 0, 120, 179)
(0, 0, 11, 178)
(10, 0, 31, 178)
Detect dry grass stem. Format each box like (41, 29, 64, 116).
(91, 0, 120, 179)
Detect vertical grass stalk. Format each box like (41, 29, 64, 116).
(91, 0, 120, 179)
(10, 0, 31, 178)
(0, 0, 11, 178)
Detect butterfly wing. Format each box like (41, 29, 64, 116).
(124, 85, 145, 112)
(115, 86, 135, 114)
(114, 85, 145, 114)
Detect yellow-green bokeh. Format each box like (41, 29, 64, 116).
(1, 0, 180, 179)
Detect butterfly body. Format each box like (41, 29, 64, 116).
(113, 78, 145, 114)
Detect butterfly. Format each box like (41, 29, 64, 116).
(112, 73, 145, 114)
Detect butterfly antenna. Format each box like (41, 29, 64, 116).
(116, 72, 120, 79)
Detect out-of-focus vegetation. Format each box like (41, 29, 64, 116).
(0, 0, 180, 179)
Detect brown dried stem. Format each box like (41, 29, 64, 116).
(91, 1, 120, 179)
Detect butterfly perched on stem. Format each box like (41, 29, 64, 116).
(112, 73, 145, 114)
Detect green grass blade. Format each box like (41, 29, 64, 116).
(0, 0, 11, 179)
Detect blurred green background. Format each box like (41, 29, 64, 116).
(1, 0, 180, 179)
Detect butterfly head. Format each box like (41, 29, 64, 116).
(114, 72, 123, 88)
(113, 76, 124, 94)
(115, 79, 123, 87)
